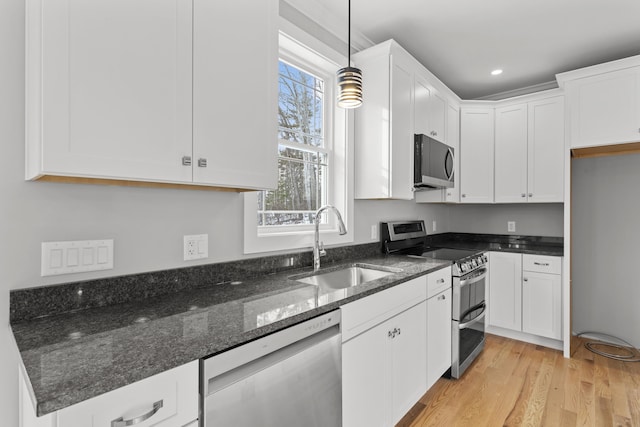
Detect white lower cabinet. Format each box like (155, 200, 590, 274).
(488, 252, 523, 331)
(427, 287, 452, 389)
(341, 276, 428, 427)
(342, 301, 427, 427)
(20, 361, 199, 427)
(488, 252, 562, 342)
(522, 256, 562, 340)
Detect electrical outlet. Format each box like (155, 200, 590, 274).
(507, 221, 516, 233)
(184, 234, 208, 261)
(432, 220, 437, 232)
(371, 225, 378, 240)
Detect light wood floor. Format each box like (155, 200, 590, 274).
(398, 334, 640, 427)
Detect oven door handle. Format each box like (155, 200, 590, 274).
(459, 268, 487, 287)
(458, 302, 486, 330)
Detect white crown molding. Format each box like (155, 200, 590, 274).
(475, 80, 559, 101)
(556, 54, 640, 87)
(280, 0, 374, 53)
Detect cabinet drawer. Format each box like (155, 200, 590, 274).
(427, 266, 452, 298)
(57, 361, 198, 427)
(341, 276, 427, 342)
(522, 254, 561, 274)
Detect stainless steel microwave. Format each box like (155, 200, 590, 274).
(414, 134, 454, 189)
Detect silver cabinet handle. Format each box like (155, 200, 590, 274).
(437, 278, 445, 284)
(182, 156, 192, 166)
(198, 158, 207, 167)
(529, 193, 533, 197)
(462, 194, 466, 198)
(523, 277, 528, 282)
(534, 262, 550, 266)
(111, 400, 163, 427)
(521, 193, 526, 198)
(438, 294, 446, 300)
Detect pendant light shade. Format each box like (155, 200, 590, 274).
(337, 66, 362, 108)
(337, 0, 362, 109)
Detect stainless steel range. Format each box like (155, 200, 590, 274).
(381, 221, 488, 379)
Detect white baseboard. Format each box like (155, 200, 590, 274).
(487, 325, 563, 351)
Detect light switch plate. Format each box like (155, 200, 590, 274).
(41, 240, 114, 276)
(507, 221, 516, 232)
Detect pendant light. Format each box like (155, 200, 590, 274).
(337, 0, 362, 108)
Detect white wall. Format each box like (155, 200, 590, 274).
(448, 203, 564, 236)
(571, 153, 640, 347)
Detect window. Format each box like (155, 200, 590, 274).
(244, 28, 353, 254)
(257, 59, 329, 229)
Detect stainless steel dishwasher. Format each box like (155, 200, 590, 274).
(200, 310, 341, 427)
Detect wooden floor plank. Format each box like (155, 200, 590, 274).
(400, 335, 640, 427)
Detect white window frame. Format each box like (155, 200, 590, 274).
(244, 22, 354, 254)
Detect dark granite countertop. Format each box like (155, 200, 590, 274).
(11, 253, 450, 416)
(427, 232, 564, 256)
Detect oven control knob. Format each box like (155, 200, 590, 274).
(471, 259, 477, 267)
(459, 263, 466, 273)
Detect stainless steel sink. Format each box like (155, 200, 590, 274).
(295, 264, 401, 290)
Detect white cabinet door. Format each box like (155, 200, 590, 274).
(390, 302, 427, 425)
(427, 288, 452, 390)
(522, 271, 562, 340)
(528, 96, 565, 202)
(354, 41, 415, 200)
(460, 108, 495, 203)
(444, 104, 460, 203)
(389, 52, 416, 200)
(427, 89, 447, 143)
(494, 104, 528, 203)
(568, 67, 640, 148)
(342, 298, 427, 427)
(26, 0, 193, 183)
(342, 317, 388, 427)
(488, 252, 522, 331)
(414, 75, 431, 136)
(192, 0, 278, 190)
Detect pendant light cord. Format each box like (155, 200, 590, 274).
(347, 0, 351, 65)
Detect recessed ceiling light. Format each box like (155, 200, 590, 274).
(491, 69, 503, 76)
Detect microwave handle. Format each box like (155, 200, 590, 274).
(414, 136, 422, 184)
(444, 147, 454, 181)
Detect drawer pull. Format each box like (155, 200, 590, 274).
(111, 400, 163, 427)
(437, 278, 445, 284)
(438, 294, 446, 300)
(534, 262, 550, 266)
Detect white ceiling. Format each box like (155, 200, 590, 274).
(313, 0, 640, 99)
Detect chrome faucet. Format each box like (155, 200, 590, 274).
(313, 205, 347, 271)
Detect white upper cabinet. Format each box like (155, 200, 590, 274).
(527, 96, 564, 202)
(444, 104, 461, 203)
(25, 0, 194, 183)
(427, 89, 447, 143)
(565, 67, 640, 149)
(494, 104, 528, 203)
(493, 95, 564, 203)
(415, 68, 446, 143)
(460, 107, 495, 203)
(414, 74, 431, 137)
(26, 0, 278, 191)
(193, 0, 277, 190)
(353, 40, 415, 200)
